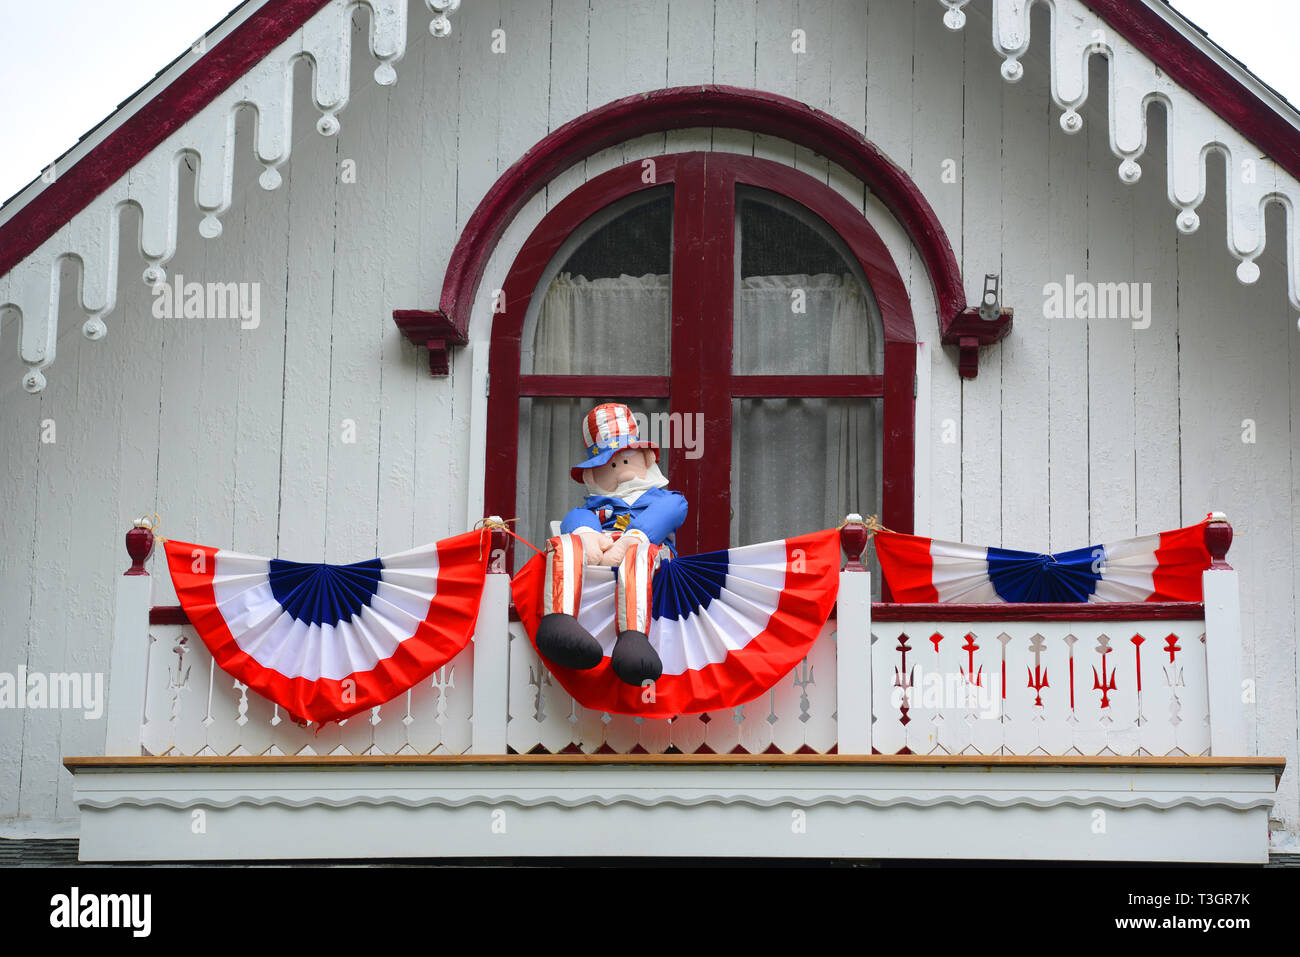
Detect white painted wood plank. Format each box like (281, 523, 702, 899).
(958, 8, 1001, 546)
(624, 0, 671, 98)
(1284, 244, 1294, 832)
(456, 0, 505, 232)
(463, 341, 490, 528)
(152, 178, 213, 553)
(583, 2, 632, 180)
(413, 6, 463, 543)
(375, 33, 428, 556)
(753, 0, 798, 167)
(229, 120, 288, 561)
(667, 127, 717, 158)
(666, 0, 714, 95)
(1289, 251, 1300, 835)
(326, 72, 392, 564)
(9, 334, 67, 821)
(1045, 85, 1091, 552)
(826, 0, 867, 135)
(1085, 70, 1137, 545)
(998, 39, 1050, 547)
(188, 146, 242, 557)
(547, 0, 589, 131)
(791, 0, 833, 179)
(1130, 109, 1181, 536)
(114, 229, 166, 582)
(498, 0, 554, 168)
(0, 372, 39, 820)
(864, 0, 913, 173)
(590, 0, 669, 106)
(585, 0, 669, 175)
(545, 0, 591, 207)
(711, 0, 757, 156)
(276, 67, 338, 560)
(23, 275, 87, 819)
(417, 2, 462, 300)
(57, 267, 131, 814)
(912, 2, 964, 540)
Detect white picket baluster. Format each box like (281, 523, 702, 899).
(804, 628, 838, 753)
(138, 632, 171, 756)
(870, 624, 908, 754)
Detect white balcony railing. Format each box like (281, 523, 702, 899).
(102, 518, 1247, 761)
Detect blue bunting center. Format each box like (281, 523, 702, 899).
(650, 549, 730, 621)
(986, 545, 1103, 603)
(268, 558, 384, 626)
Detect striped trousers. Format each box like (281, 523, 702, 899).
(545, 532, 667, 634)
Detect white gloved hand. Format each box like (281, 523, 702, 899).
(598, 529, 649, 566)
(575, 528, 613, 564)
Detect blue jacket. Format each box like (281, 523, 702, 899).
(560, 486, 689, 548)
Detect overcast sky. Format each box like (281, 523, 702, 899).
(0, 0, 1297, 204)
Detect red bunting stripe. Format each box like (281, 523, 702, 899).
(164, 530, 489, 726)
(512, 529, 840, 718)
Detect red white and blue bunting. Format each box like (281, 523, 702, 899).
(162, 514, 1213, 726)
(873, 520, 1211, 604)
(512, 529, 841, 718)
(164, 530, 489, 726)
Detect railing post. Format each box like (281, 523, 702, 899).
(471, 520, 511, 754)
(1202, 512, 1247, 755)
(104, 521, 156, 755)
(836, 515, 872, 755)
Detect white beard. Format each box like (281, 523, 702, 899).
(583, 461, 670, 503)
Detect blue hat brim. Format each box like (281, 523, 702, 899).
(570, 438, 659, 482)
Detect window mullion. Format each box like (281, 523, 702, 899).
(669, 155, 735, 554)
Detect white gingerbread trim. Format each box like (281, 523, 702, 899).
(6, 0, 1299, 394)
(940, 0, 1300, 323)
(0, 0, 462, 393)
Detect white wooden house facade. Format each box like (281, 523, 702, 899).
(0, 0, 1297, 861)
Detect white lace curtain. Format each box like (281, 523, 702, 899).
(518, 271, 880, 550)
(518, 274, 671, 549)
(731, 273, 881, 545)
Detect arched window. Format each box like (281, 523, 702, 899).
(487, 152, 915, 560)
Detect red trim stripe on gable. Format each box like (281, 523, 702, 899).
(0, 0, 334, 280)
(1080, 0, 1300, 183)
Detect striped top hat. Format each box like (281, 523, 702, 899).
(570, 402, 660, 482)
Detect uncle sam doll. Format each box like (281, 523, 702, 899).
(535, 402, 688, 686)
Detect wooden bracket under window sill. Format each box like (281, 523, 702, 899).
(942, 307, 1014, 379)
(393, 309, 469, 377)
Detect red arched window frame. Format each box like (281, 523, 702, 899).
(486, 151, 915, 560)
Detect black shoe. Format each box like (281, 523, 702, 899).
(611, 630, 663, 686)
(535, 613, 603, 670)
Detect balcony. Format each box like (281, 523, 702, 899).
(64, 518, 1284, 862)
